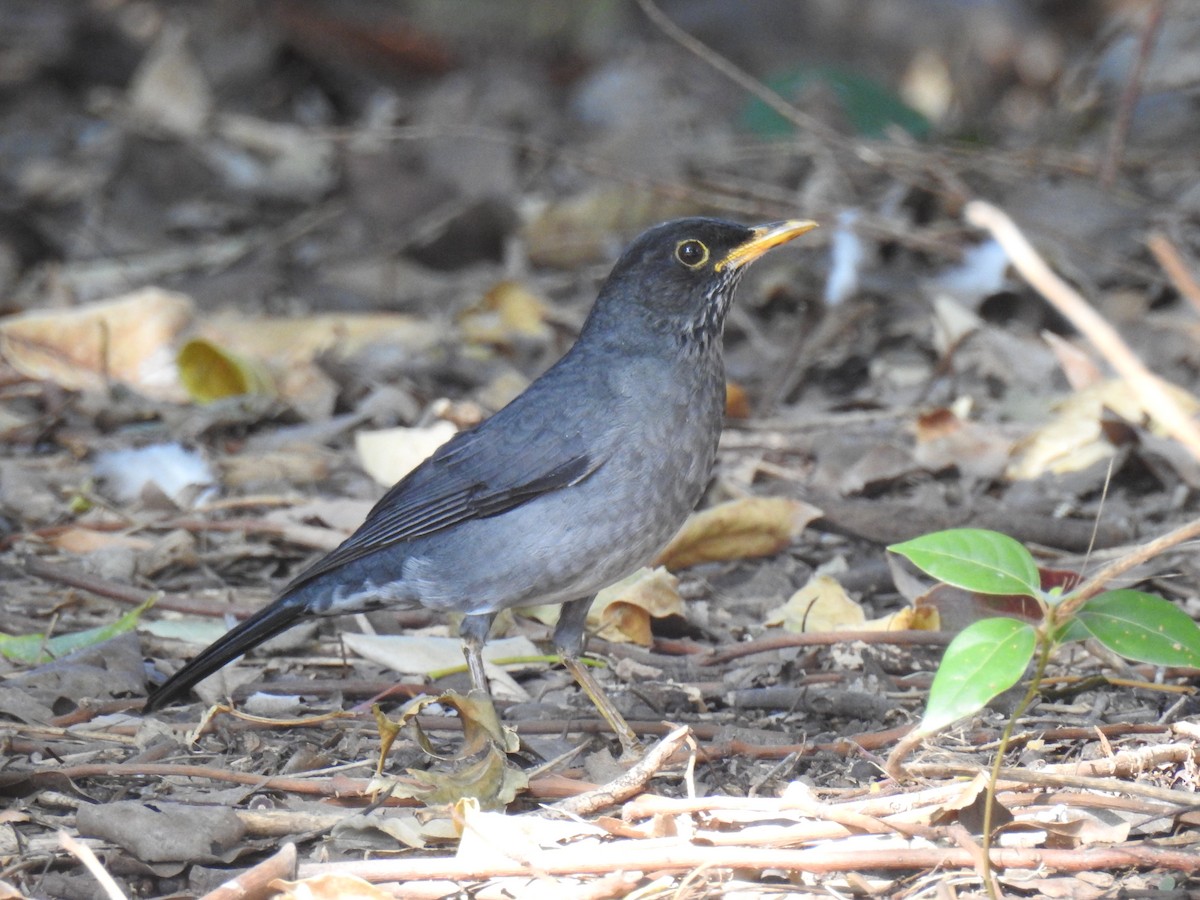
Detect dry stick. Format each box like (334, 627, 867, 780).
(297, 845, 1200, 883)
(965, 200, 1200, 462)
(634, 0, 840, 146)
(1057, 516, 1200, 620)
(1098, 0, 1167, 187)
(58, 832, 128, 900)
(555, 724, 692, 816)
(199, 842, 296, 900)
(1147, 230, 1200, 315)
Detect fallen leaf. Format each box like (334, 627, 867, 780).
(725, 381, 751, 418)
(459, 280, 553, 346)
(912, 406, 1013, 481)
(272, 874, 394, 900)
(176, 337, 275, 403)
(766, 574, 865, 633)
(1007, 378, 1200, 480)
(587, 567, 684, 646)
(377, 691, 527, 810)
(0, 595, 158, 664)
(127, 25, 212, 137)
(859, 603, 940, 631)
(355, 421, 457, 487)
(341, 633, 540, 678)
(455, 797, 608, 867)
(522, 187, 703, 268)
(46, 528, 153, 555)
(655, 497, 820, 571)
(0, 288, 192, 399)
(199, 311, 440, 365)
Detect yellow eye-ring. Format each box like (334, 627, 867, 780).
(675, 239, 709, 268)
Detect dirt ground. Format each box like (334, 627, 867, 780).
(2, 1, 1199, 898)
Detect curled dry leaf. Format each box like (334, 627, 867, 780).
(176, 337, 275, 403)
(386, 690, 527, 810)
(655, 496, 821, 571)
(587, 566, 684, 646)
(0, 288, 193, 399)
(1006, 378, 1200, 480)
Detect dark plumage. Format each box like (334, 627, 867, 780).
(144, 217, 816, 750)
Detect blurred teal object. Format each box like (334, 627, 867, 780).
(743, 66, 931, 140)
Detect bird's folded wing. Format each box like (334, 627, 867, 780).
(280, 423, 602, 593)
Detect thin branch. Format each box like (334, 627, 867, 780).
(966, 199, 1200, 461)
(1099, 0, 1167, 186)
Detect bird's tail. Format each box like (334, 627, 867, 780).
(143, 597, 308, 712)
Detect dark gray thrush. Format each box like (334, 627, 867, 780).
(143, 217, 817, 752)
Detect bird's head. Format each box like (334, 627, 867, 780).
(584, 217, 817, 351)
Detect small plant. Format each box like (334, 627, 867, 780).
(887, 527, 1200, 897)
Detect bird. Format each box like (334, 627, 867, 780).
(144, 216, 817, 752)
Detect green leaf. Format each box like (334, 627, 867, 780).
(919, 617, 1036, 735)
(1074, 590, 1200, 667)
(889, 529, 1041, 597)
(741, 66, 931, 140)
(0, 595, 159, 664)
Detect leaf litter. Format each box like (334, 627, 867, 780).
(1, 1, 1199, 897)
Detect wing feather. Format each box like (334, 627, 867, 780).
(280, 420, 599, 595)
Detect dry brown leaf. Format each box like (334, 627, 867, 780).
(0, 288, 193, 399)
(199, 311, 440, 366)
(355, 421, 457, 487)
(458, 279, 553, 346)
(127, 25, 212, 137)
(765, 574, 864, 633)
(1005, 379, 1198, 479)
(655, 497, 820, 571)
(271, 873, 394, 900)
(912, 406, 1013, 481)
(725, 381, 751, 419)
(587, 567, 684, 646)
(196, 311, 441, 417)
(218, 445, 334, 488)
(390, 691, 527, 810)
(859, 603, 940, 632)
(1042, 331, 1104, 391)
(47, 528, 154, 555)
(522, 187, 703, 268)
(176, 337, 275, 403)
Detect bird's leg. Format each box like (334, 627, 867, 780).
(554, 596, 642, 755)
(459, 613, 495, 696)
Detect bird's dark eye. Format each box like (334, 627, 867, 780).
(675, 239, 709, 268)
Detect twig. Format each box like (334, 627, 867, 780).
(199, 842, 296, 900)
(1099, 0, 1167, 186)
(965, 200, 1200, 461)
(633, 0, 839, 146)
(298, 844, 1200, 883)
(554, 724, 692, 816)
(58, 832, 128, 900)
(1147, 230, 1200, 315)
(1058, 516, 1200, 619)
(703, 629, 951, 666)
